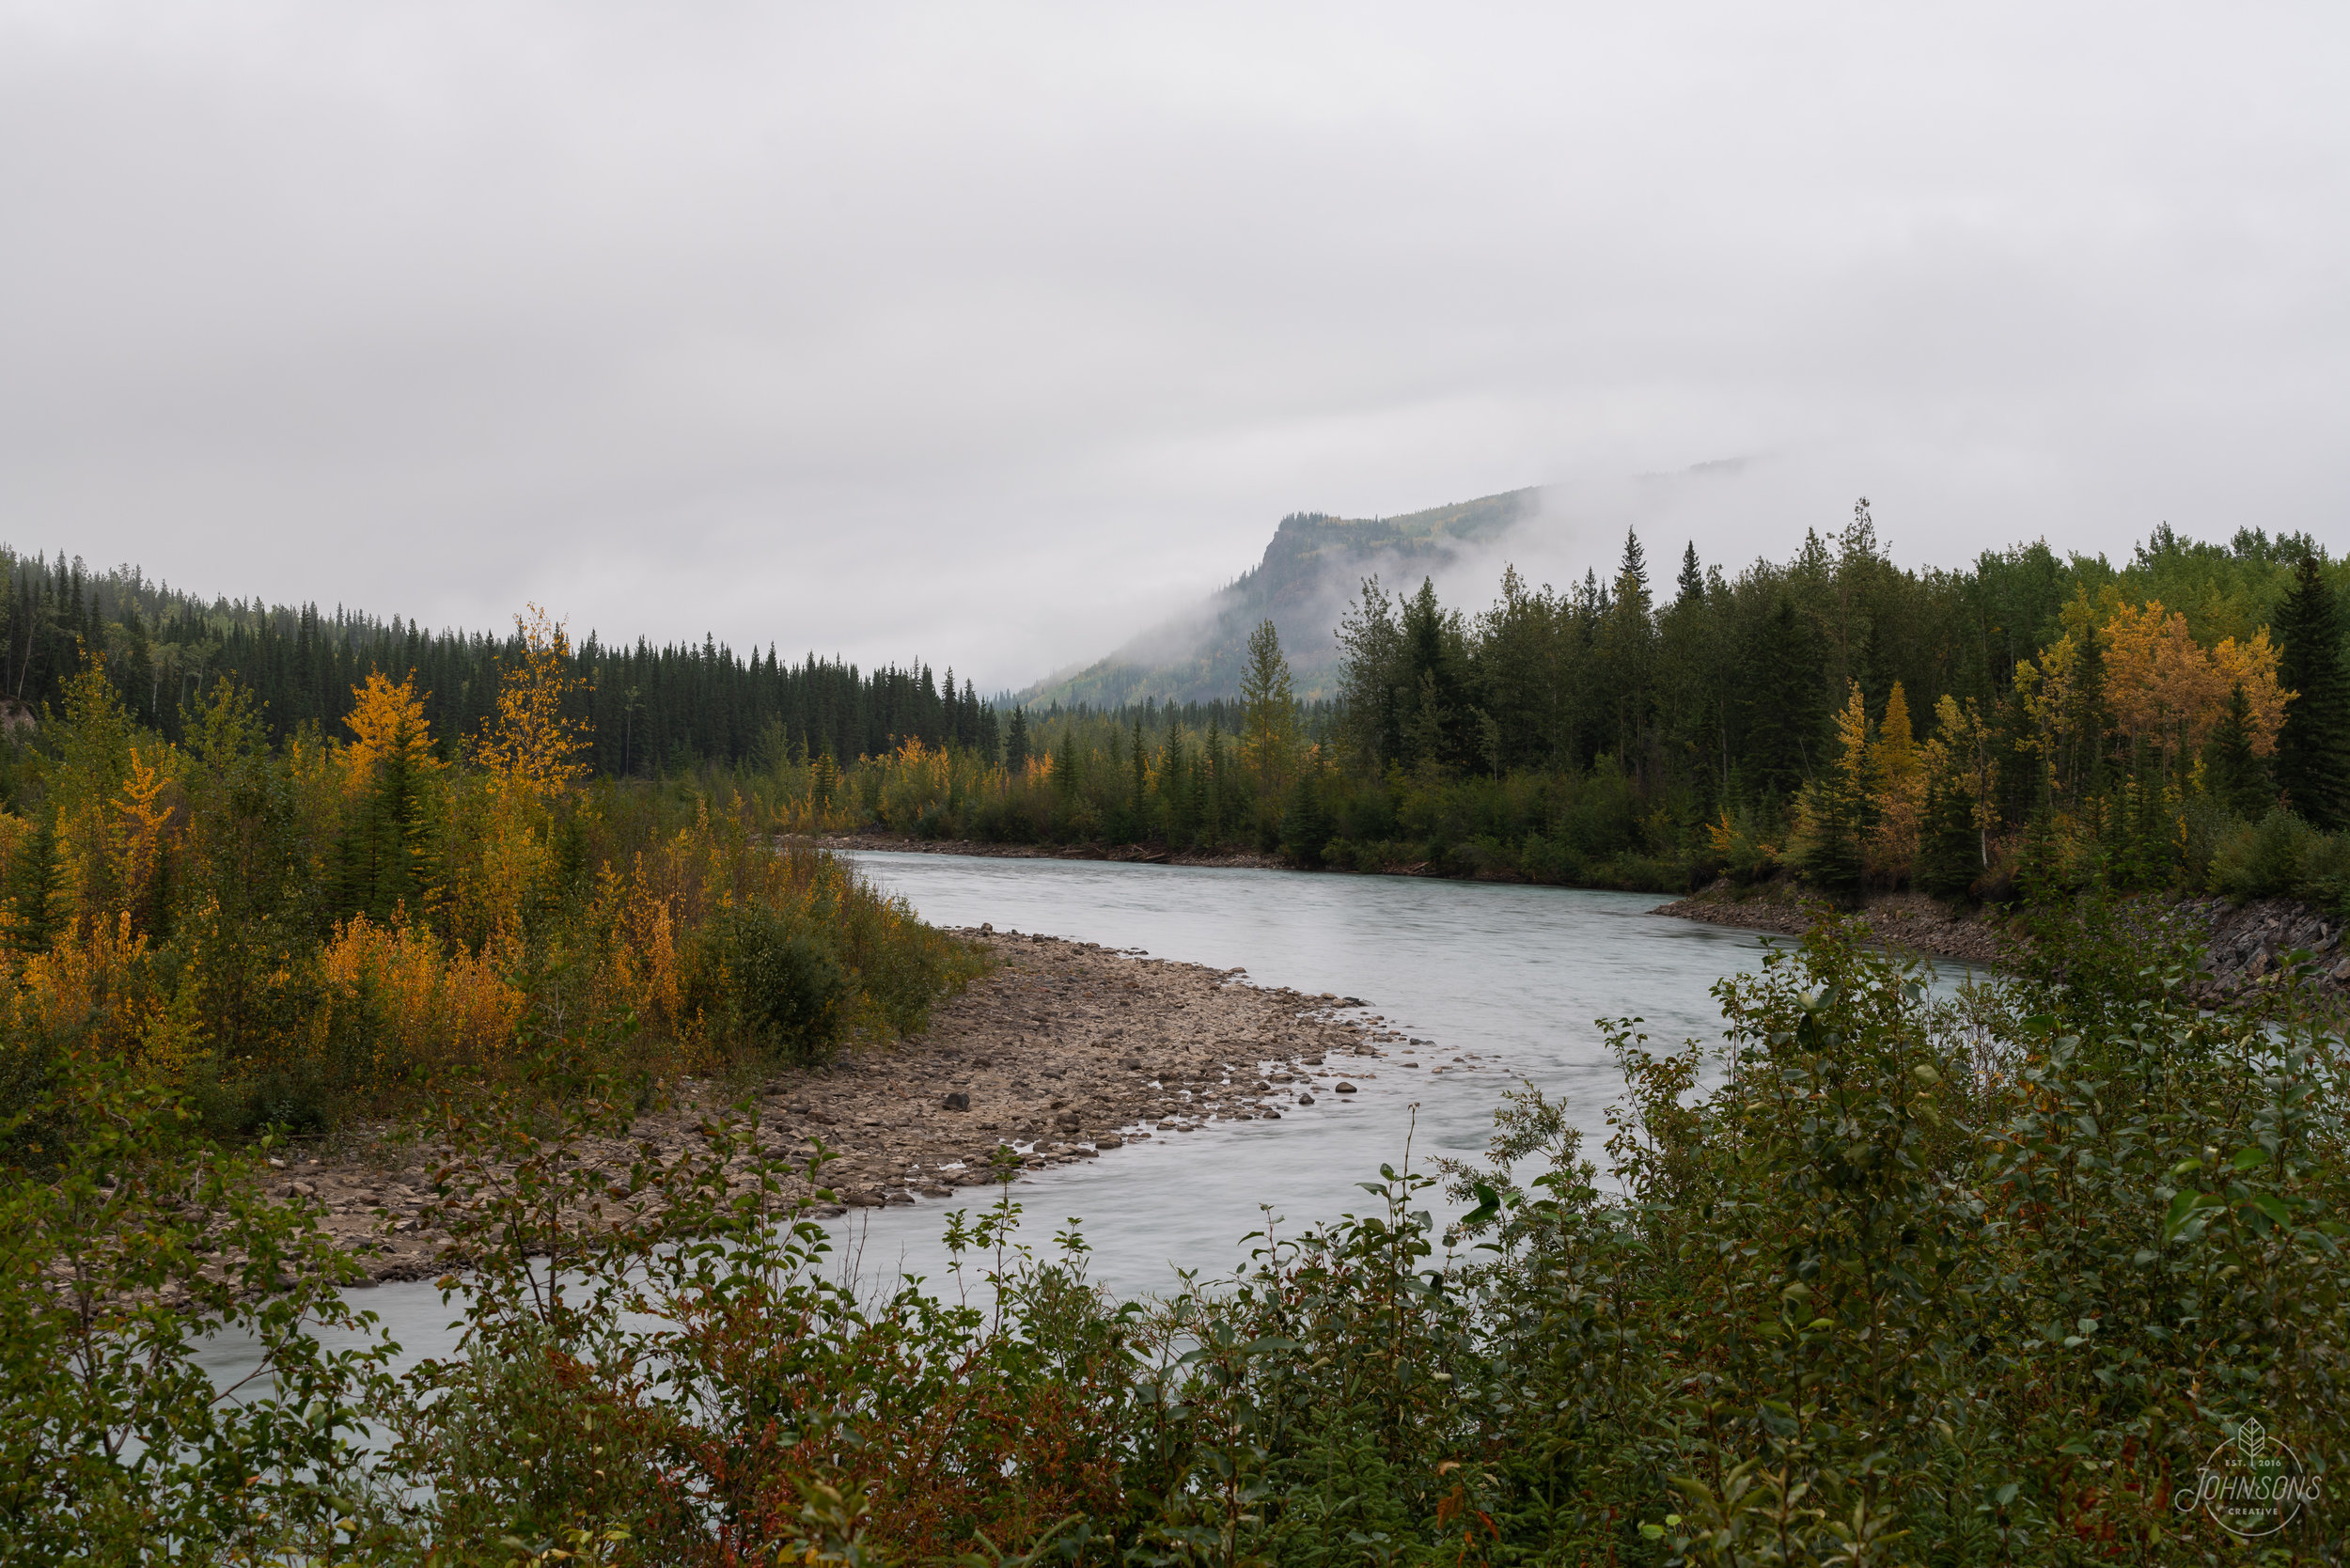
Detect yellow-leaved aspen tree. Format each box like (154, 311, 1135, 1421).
(475, 606, 591, 802)
(1864, 682, 1926, 881)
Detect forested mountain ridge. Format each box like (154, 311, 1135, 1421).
(0, 548, 995, 775)
(1016, 486, 1539, 707)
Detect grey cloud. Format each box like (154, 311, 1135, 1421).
(1, 2, 2343, 686)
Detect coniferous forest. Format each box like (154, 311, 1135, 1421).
(0, 550, 998, 776)
(838, 511, 2350, 916)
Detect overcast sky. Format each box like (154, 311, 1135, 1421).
(3, 3, 2344, 687)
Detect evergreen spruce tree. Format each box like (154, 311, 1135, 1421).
(1279, 767, 1330, 867)
(1675, 541, 1704, 610)
(1915, 778, 1980, 899)
(1745, 598, 1820, 799)
(1163, 734, 1192, 845)
(1128, 714, 1147, 839)
(332, 735, 435, 922)
(5, 818, 62, 954)
(1005, 707, 1030, 774)
(1239, 619, 1298, 805)
(2274, 555, 2350, 829)
(1200, 721, 1224, 843)
(1795, 685, 1873, 898)
(2202, 682, 2273, 820)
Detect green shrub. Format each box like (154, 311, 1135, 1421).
(2295, 826, 2350, 918)
(689, 903, 851, 1066)
(2208, 808, 2319, 900)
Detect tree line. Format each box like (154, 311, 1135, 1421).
(10, 516, 2349, 911)
(821, 510, 2350, 913)
(0, 549, 996, 776)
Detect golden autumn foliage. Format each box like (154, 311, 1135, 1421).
(473, 605, 591, 801)
(2099, 598, 2289, 760)
(342, 668, 441, 789)
(0, 624, 977, 1137)
(2209, 629, 2289, 755)
(2013, 632, 2089, 792)
(319, 915, 526, 1087)
(1925, 693, 1999, 835)
(1865, 682, 1926, 880)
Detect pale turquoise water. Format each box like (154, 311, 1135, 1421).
(198, 855, 1982, 1380)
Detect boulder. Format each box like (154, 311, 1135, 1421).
(942, 1091, 971, 1111)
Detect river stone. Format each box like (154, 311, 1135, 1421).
(1296, 1093, 1314, 1106)
(1334, 1082, 1356, 1093)
(942, 1091, 971, 1111)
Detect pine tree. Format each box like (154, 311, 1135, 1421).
(2274, 555, 2350, 829)
(5, 819, 63, 954)
(1162, 733, 1192, 845)
(1201, 721, 1224, 843)
(1005, 707, 1030, 774)
(1239, 619, 1297, 799)
(1794, 682, 1874, 897)
(1280, 766, 1330, 867)
(1602, 530, 1655, 767)
(1744, 598, 1820, 800)
(2202, 682, 2273, 819)
(1675, 542, 1704, 610)
(1915, 778, 1980, 899)
(1129, 714, 1147, 838)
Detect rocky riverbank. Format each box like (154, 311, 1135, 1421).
(1653, 884, 2012, 966)
(1655, 881, 2350, 1002)
(279, 930, 1406, 1281)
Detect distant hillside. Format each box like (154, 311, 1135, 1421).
(1018, 487, 1542, 707)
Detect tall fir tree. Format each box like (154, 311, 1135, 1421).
(2202, 682, 2274, 820)
(2274, 555, 2350, 829)
(1744, 598, 1820, 801)
(1675, 541, 1704, 609)
(1004, 707, 1030, 774)
(1915, 777, 1981, 899)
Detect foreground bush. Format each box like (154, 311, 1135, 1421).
(5, 902, 2343, 1562)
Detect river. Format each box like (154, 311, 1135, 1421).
(197, 853, 1985, 1380)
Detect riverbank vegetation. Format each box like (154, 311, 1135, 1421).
(0, 606, 976, 1154)
(21, 522, 2347, 917)
(12, 888, 2342, 1560)
(808, 517, 2350, 919)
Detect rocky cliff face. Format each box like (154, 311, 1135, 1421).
(1018, 487, 1540, 707)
